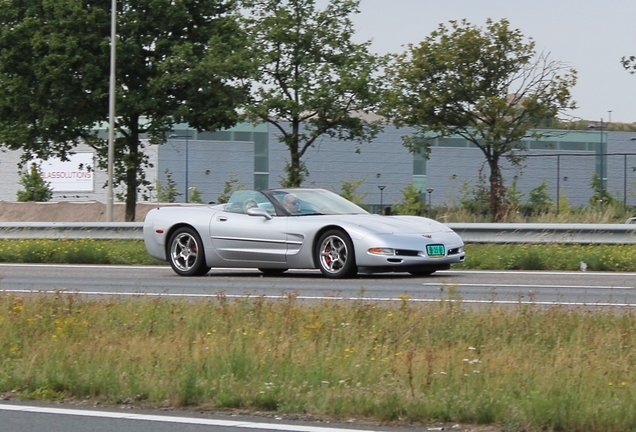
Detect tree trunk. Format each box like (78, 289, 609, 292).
(288, 151, 302, 187)
(285, 120, 303, 187)
(125, 137, 139, 222)
(487, 157, 507, 222)
(124, 118, 142, 222)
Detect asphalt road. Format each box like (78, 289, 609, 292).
(0, 401, 426, 432)
(1, 263, 635, 306)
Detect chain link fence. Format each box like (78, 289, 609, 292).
(524, 153, 636, 209)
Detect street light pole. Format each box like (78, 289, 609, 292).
(169, 130, 192, 203)
(426, 188, 434, 207)
(600, 119, 604, 213)
(106, 0, 116, 221)
(588, 119, 605, 213)
(185, 133, 189, 203)
(556, 154, 561, 215)
(378, 185, 386, 214)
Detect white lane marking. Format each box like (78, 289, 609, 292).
(1, 289, 636, 308)
(423, 283, 635, 289)
(0, 263, 316, 274)
(438, 270, 636, 277)
(0, 404, 378, 432)
(0, 263, 167, 270)
(0, 263, 634, 278)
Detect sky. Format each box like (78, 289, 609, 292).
(348, 0, 636, 123)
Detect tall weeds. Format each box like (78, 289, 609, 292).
(2, 293, 636, 431)
(430, 203, 634, 223)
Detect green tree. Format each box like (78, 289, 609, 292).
(217, 172, 245, 204)
(156, 170, 182, 203)
(0, 0, 248, 221)
(383, 19, 577, 221)
(17, 163, 53, 202)
(520, 181, 554, 215)
(0, 0, 107, 162)
(238, 0, 384, 186)
(392, 182, 425, 216)
(589, 172, 615, 209)
(458, 167, 490, 217)
(188, 186, 203, 204)
(507, 176, 525, 211)
(339, 176, 368, 208)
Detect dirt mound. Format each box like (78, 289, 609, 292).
(0, 201, 164, 222)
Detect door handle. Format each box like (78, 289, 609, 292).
(217, 216, 228, 222)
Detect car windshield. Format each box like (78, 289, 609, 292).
(224, 190, 275, 215)
(266, 188, 368, 216)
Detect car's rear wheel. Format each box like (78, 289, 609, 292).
(258, 268, 288, 276)
(315, 229, 356, 278)
(168, 227, 211, 276)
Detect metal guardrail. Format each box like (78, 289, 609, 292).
(446, 223, 636, 244)
(0, 222, 635, 244)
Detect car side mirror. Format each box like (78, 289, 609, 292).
(247, 207, 272, 220)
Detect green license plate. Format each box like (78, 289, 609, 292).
(426, 244, 445, 257)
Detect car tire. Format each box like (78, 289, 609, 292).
(167, 227, 211, 276)
(258, 268, 288, 276)
(315, 229, 357, 279)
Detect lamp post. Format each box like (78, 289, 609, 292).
(378, 185, 386, 214)
(628, 137, 636, 207)
(169, 131, 192, 203)
(426, 188, 434, 207)
(588, 119, 605, 212)
(556, 154, 561, 215)
(106, 0, 117, 222)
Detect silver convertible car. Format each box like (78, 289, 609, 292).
(143, 188, 466, 279)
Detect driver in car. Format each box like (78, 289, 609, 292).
(283, 194, 301, 215)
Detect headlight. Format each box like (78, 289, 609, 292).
(368, 247, 395, 255)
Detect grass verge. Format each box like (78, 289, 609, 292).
(2, 293, 636, 431)
(0, 239, 162, 265)
(456, 243, 636, 272)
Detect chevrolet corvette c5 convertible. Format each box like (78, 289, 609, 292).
(143, 188, 465, 278)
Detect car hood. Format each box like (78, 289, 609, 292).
(342, 214, 452, 235)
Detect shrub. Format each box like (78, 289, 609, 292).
(393, 182, 425, 215)
(339, 176, 368, 208)
(17, 163, 53, 202)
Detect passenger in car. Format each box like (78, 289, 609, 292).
(243, 199, 257, 213)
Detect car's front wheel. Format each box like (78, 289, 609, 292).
(315, 229, 356, 278)
(168, 227, 211, 276)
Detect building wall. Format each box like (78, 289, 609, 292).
(1, 124, 635, 211)
(424, 130, 636, 209)
(0, 143, 119, 203)
(0, 152, 23, 201)
(605, 132, 636, 207)
(156, 139, 254, 204)
(268, 124, 414, 207)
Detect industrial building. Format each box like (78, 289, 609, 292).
(1, 122, 635, 211)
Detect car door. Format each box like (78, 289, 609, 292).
(210, 191, 288, 263)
